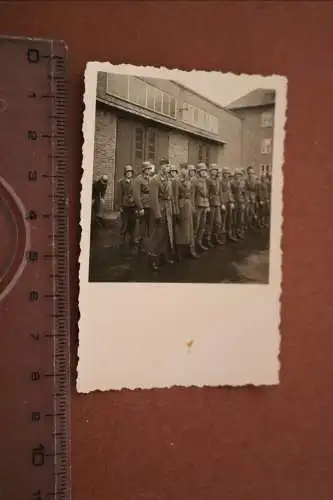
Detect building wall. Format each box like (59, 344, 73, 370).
(143, 78, 242, 169)
(93, 105, 117, 211)
(231, 105, 275, 175)
(168, 132, 189, 166)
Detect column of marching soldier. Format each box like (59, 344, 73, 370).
(92, 159, 271, 272)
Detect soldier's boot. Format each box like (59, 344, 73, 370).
(160, 252, 174, 265)
(151, 258, 159, 272)
(213, 225, 224, 245)
(206, 233, 215, 248)
(196, 232, 208, 251)
(227, 231, 238, 242)
(188, 244, 198, 259)
(137, 237, 146, 253)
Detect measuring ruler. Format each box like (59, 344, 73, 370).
(0, 37, 70, 499)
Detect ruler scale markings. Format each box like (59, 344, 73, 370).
(0, 38, 70, 500)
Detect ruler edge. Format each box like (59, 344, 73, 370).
(0, 36, 72, 499)
(0, 35, 69, 51)
(49, 39, 72, 500)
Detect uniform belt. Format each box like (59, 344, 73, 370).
(159, 196, 171, 201)
(180, 195, 191, 199)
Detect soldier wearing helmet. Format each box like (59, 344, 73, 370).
(115, 165, 137, 255)
(219, 167, 237, 242)
(245, 165, 259, 229)
(133, 161, 154, 254)
(231, 168, 246, 239)
(192, 162, 210, 251)
(149, 158, 175, 270)
(257, 170, 270, 228)
(149, 164, 156, 179)
(172, 162, 198, 261)
(169, 164, 179, 181)
(206, 163, 223, 246)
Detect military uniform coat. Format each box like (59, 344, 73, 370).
(257, 178, 270, 202)
(150, 173, 174, 252)
(245, 176, 258, 203)
(193, 177, 210, 209)
(115, 177, 136, 209)
(172, 176, 195, 246)
(115, 178, 137, 238)
(133, 174, 151, 209)
(220, 178, 234, 205)
(231, 178, 246, 204)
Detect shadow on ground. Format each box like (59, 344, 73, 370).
(88, 220, 270, 284)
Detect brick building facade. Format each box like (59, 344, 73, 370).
(226, 89, 276, 177)
(92, 72, 273, 211)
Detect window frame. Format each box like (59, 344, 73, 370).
(261, 138, 273, 155)
(261, 111, 274, 128)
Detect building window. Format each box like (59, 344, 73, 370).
(147, 129, 157, 162)
(129, 78, 147, 107)
(106, 74, 176, 119)
(170, 96, 176, 118)
(260, 164, 271, 176)
(261, 138, 272, 154)
(261, 111, 273, 128)
(106, 74, 129, 100)
(147, 86, 155, 110)
(154, 90, 163, 113)
(135, 128, 144, 161)
(198, 143, 210, 164)
(162, 94, 170, 115)
(182, 102, 219, 135)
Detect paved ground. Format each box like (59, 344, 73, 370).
(88, 220, 270, 284)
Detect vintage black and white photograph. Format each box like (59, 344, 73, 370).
(78, 63, 286, 393)
(89, 70, 277, 284)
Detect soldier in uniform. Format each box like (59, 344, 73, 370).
(92, 174, 108, 227)
(115, 165, 137, 255)
(133, 161, 153, 253)
(172, 162, 198, 260)
(193, 162, 210, 251)
(257, 173, 270, 228)
(169, 164, 179, 182)
(245, 165, 259, 228)
(149, 159, 175, 270)
(188, 164, 198, 249)
(149, 164, 156, 179)
(206, 163, 223, 246)
(231, 168, 246, 239)
(220, 167, 237, 243)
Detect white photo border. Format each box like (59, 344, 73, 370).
(78, 63, 287, 393)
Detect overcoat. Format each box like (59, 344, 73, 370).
(172, 176, 195, 245)
(149, 173, 174, 252)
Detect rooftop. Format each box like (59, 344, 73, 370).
(226, 88, 276, 110)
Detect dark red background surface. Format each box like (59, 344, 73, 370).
(1, 2, 333, 499)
